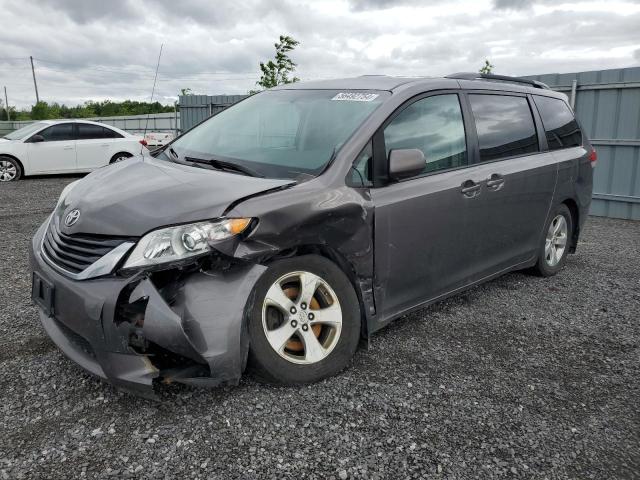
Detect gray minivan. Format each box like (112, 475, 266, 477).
(30, 73, 594, 397)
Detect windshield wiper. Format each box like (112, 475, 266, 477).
(184, 156, 264, 178)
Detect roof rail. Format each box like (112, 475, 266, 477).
(445, 72, 550, 90)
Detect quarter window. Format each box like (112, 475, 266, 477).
(469, 94, 538, 162)
(348, 141, 373, 187)
(383, 94, 467, 176)
(533, 95, 582, 150)
(38, 124, 75, 142)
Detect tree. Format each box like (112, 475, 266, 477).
(479, 59, 494, 74)
(255, 35, 300, 90)
(180, 88, 193, 96)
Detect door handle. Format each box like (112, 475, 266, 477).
(63, 146, 74, 150)
(461, 179, 481, 198)
(100, 143, 110, 147)
(486, 173, 505, 191)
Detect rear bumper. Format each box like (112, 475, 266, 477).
(30, 220, 266, 398)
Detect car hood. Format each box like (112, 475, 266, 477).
(58, 157, 295, 237)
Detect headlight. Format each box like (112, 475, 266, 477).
(122, 218, 252, 270)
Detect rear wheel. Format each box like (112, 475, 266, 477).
(0, 156, 21, 181)
(110, 152, 133, 164)
(533, 203, 573, 277)
(248, 255, 360, 384)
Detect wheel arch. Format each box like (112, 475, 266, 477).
(109, 151, 134, 164)
(560, 197, 580, 253)
(261, 244, 370, 339)
(0, 153, 25, 175)
(0, 153, 25, 176)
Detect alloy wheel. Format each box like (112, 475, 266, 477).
(0, 160, 17, 181)
(545, 214, 568, 267)
(262, 271, 342, 365)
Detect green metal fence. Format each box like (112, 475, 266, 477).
(524, 67, 640, 220)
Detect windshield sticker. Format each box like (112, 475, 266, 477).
(332, 92, 379, 102)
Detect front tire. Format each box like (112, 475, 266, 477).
(247, 255, 361, 385)
(533, 203, 573, 277)
(0, 156, 22, 182)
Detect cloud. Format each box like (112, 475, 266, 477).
(0, 0, 638, 109)
(493, 0, 532, 10)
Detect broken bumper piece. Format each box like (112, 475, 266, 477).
(30, 221, 266, 398)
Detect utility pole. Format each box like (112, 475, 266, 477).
(3, 86, 9, 121)
(30, 56, 40, 104)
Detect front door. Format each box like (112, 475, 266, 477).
(371, 92, 486, 317)
(27, 124, 76, 173)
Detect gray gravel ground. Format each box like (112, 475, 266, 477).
(1, 176, 639, 480)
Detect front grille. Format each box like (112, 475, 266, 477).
(42, 218, 130, 274)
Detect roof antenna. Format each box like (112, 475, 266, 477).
(142, 43, 163, 155)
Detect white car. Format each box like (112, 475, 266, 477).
(0, 120, 148, 182)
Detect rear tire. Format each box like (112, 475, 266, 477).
(0, 156, 22, 182)
(532, 203, 573, 277)
(247, 255, 361, 385)
(110, 152, 133, 164)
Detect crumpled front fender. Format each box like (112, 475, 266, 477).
(130, 264, 267, 387)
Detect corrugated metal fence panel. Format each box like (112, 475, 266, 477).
(524, 67, 640, 220)
(0, 120, 32, 136)
(178, 94, 247, 131)
(0, 112, 180, 135)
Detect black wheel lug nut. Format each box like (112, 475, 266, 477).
(291, 320, 297, 328)
(302, 324, 309, 331)
(290, 306, 296, 314)
(301, 302, 307, 310)
(308, 313, 314, 320)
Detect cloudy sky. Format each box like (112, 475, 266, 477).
(0, 0, 639, 109)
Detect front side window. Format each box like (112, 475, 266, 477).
(383, 94, 467, 176)
(170, 89, 388, 180)
(533, 95, 582, 150)
(39, 124, 75, 142)
(469, 94, 538, 162)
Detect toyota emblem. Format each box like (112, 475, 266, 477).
(64, 209, 81, 227)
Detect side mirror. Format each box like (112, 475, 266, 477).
(388, 149, 425, 180)
(29, 134, 45, 143)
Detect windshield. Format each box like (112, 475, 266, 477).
(169, 89, 388, 179)
(3, 122, 47, 140)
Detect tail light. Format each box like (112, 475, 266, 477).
(139, 139, 148, 147)
(588, 147, 597, 167)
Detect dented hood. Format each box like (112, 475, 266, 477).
(60, 157, 294, 237)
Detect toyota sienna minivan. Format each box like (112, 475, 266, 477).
(30, 73, 594, 397)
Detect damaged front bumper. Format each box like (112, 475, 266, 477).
(30, 221, 266, 398)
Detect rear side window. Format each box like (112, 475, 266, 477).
(383, 94, 467, 175)
(39, 124, 75, 141)
(469, 94, 538, 162)
(102, 127, 123, 138)
(533, 95, 582, 150)
(77, 124, 107, 140)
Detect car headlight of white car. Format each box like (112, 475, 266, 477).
(122, 218, 252, 269)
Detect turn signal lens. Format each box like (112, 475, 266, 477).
(226, 218, 252, 235)
(588, 148, 597, 167)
